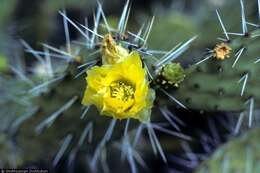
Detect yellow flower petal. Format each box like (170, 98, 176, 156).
(82, 51, 155, 122)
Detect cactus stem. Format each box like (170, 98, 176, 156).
(232, 47, 245, 68)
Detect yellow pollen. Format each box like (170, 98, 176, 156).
(213, 43, 232, 60)
(109, 81, 135, 102)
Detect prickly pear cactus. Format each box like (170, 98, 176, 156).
(166, 0, 260, 115)
(1, 0, 260, 172)
(172, 31, 260, 112)
(196, 127, 260, 173)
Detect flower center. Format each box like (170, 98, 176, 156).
(214, 43, 231, 60)
(110, 81, 135, 102)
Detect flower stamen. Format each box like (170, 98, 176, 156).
(110, 81, 135, 102)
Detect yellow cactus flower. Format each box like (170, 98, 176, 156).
(82, 51, 155, 122)
(213, 43, 232, 60)
(101, 34, 129, 64)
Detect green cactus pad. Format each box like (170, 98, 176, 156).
(196, 128, 260, 173)
(171, 29, 260, 112)
(0, 54, 7, 72)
